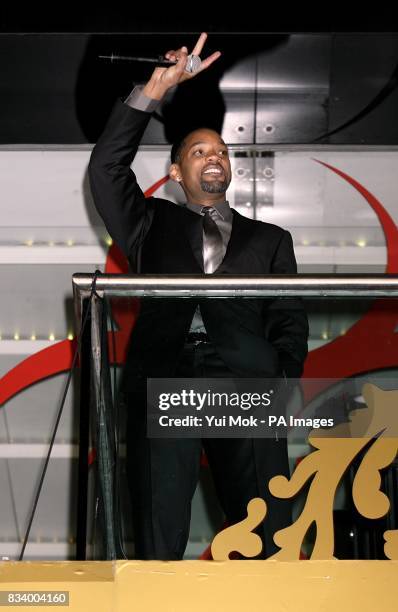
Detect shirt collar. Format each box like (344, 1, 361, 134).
(184, 200, 232, 221)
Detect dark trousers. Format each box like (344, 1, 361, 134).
(125, 342, 292, 560)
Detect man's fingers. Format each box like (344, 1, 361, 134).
(191, 32, 208, 56)
(165, 46, 189, 64)
(164, 49, 181, 62)
(197, 51, 221, 72)
(163, 36, 219, 82)
(165, 33, 210, 65)
(174, 46, 188, 74)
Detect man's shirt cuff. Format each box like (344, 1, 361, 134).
(124, 85, 160, 113)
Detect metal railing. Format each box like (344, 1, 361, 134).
(73, 272, 398, 301)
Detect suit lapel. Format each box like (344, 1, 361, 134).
(181, 207, 204, 270)
(216, 209, 256, 273)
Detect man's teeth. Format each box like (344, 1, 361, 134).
(204, 168, 222, 174)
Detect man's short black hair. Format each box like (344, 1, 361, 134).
(170, 127, 221, 165)
(170, 135, 188, 165)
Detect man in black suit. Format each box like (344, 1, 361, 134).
(89, 33, 308, 560)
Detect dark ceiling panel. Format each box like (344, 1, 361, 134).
(328, 34, 398, 144)
(255, 35, 330, 143)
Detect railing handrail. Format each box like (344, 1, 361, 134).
(72, 273, 398, 299)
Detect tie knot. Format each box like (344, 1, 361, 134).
(201, 206, 217, 217)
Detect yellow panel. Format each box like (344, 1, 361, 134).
(1, 561, 398, 611)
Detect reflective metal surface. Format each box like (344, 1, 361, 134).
(73, 274, 398, 301)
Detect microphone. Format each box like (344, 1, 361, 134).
(98, 54, 202, 73)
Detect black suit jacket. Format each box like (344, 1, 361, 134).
(89, 100, 308, 389)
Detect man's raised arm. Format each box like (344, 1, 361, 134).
(88, 33, 221, 258)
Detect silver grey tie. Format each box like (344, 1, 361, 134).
(202, 206, 224, 274)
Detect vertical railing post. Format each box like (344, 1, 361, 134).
(76, 297, 91, 560)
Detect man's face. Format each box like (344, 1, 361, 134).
(170, 129, 232, 203)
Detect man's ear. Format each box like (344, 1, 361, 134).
(169, 163, 182, 183)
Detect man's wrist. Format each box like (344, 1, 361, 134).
(142, 77, 169, 101)
(124, 85, 161, 113)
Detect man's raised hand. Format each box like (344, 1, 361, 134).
(143, 33, 221, 100)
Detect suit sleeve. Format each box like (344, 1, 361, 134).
(88, 99, 155, 261)
(264, 230, 309, 377)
